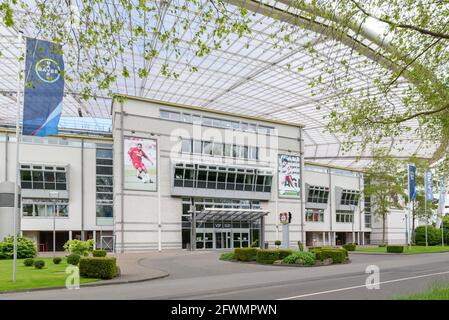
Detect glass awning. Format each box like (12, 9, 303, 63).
(190, 208, 270, 222)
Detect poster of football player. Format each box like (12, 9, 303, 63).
(278, 154, 300, 198)
(124, 136, 157, 191)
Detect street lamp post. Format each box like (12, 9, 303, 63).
(49, 191, 59, 257)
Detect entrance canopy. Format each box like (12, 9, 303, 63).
(190, 208, 269, 222)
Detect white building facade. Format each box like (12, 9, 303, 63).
(0, 96, 410, 252)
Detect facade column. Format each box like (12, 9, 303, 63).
(260, 216, 265, 249)
(322, 231, 325, 246)
(93, 230, 97, 250)
(69, 230, 72, 240)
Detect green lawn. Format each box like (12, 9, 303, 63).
(397, 284, 449, 300)
(0, 257, 99, 292)
(356, 245, 449, 254)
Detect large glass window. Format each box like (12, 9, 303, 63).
(96, 146, 113, 226)
(20, 165, 67, 190)
(22, 199, 69, 217)
(336, 210, 354, 223)
(307, 186, 330, 204)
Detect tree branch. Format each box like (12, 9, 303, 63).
(350, 0, 449, 40)
(367, 102, 449, 125)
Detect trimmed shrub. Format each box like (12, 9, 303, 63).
(342, 243, 356, 251)
(79, 257, 117, 279)
(219, 252, 235, 261)
(33, 260, 45, 269)
(387, 245, 404, 253)
(53, 257, 62, 264)
(378, 244, 386, 247)
(63, 239, 95, 256)
(92, 250, 107, 257)
(415, 226, 441, 246)
(282, 251, 316, 266)
(278, 249, 292, 260)
(23, 258, 34, 267)
(313, 248, 347, 263)
(256, 249, 292, 264)
(234, 248, 258, 262)
(0, 235, 37, 259)
(67, 253, 81, 266)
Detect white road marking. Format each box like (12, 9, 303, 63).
(277, 270, 449, 300)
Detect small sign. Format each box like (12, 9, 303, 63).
(279, 212, 289, 225)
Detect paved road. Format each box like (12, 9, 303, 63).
(2, 251, 449, 300)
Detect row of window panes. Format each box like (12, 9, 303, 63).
(307, 186, 329, 204)
(174, 167, 272, 192)
(20, 165, 67, 190)
(305, 208, 324, 222)
(336, 211, 354, 223)
(181, 139, 258, 160)
(365, 215, 372, 228)
(96, 148, 113, 219)
(340, 190, 359, 206)
(160, 110, 274, 135)
(22, 201, 69, 217)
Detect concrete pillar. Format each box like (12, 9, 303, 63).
(93, 230, 97, 250)
(322, 232, 326, 246)
(260, 216, 265, 249)
(0, 182, 17, 240)
(69, 230, 72, 240)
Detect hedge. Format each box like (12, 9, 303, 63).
(234, 248, 258, 261)
(256, 249, 292, 264)
(92, 250, 107, 257)
(314, 248, 347, 264)
(79, 257, 117, 279)
(342, 243, 356, 251)
(415, 226, 442, 246)
(67, 253, 81, 266)
(386, 245, 404, 253)
(0, 236, 37, 259)
(220, 252, 235, 261)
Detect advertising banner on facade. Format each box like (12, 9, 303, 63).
(278, 154, 300, 198)
(23, 37, 64, 136)
(124, 136, 157, 191)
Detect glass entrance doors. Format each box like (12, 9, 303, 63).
(215, 231, 231, 249)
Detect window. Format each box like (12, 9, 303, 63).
(340, 189, 360, 206)
(307, 186, 330, 204)
(213, 142, 224, 156)
(336, 210, 354, 223)
(193, 140, 202, 154)
(20, 165, 67, 190)
(22, 199, 69, 217)
(365, 196, 372, 228)
(305, 208, 324, 222)
(202, 141, 212, 155)
(181, 139, 192, 153)
(96, 146, 113, 225)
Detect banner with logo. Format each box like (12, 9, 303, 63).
(124, 136, 157, 191)
(408, 164, 416, 201)
(425, 170, 433, 201)
(23, 38, 64, 136)
(278, 154, 300, 198)
(439, 178, 446, 212)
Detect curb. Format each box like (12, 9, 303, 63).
(0, 272, 169, 295)
(350, 251, 449, 255)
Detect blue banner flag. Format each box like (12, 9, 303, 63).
(425, 170, 433, 201)
(23, 38, 64, 136)
(408, 164, 416, 201)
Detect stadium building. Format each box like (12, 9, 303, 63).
(0, 96, 409, 252)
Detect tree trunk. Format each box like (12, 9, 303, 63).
(382, 214, 386, 245)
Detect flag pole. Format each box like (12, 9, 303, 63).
(13, 31, 23, 282)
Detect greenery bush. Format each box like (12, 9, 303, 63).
(415, 226, 441, 246)
(219, 252, 235, 261)
(67, 253, 81, 265)
(274, 240, 281, 248)
(234, 248, 258, 261)
(342, 243, 356, 251)
(63, 239, 95, 256)
(92, 250, 107, 257)
(23, 258, 34, 266)
(282, 251, 315, 266)
(0, 235, 37, 259)
(79, 257, 117, 279)
(53, 257, 62, 264)
(256, 249, 292, 264)
(387, 245, 404, 253)
(378, 244, 386, 247)
(313, 248, 347, 263)
(297, 241, 304, 252)
(33, 260, 45, 269)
